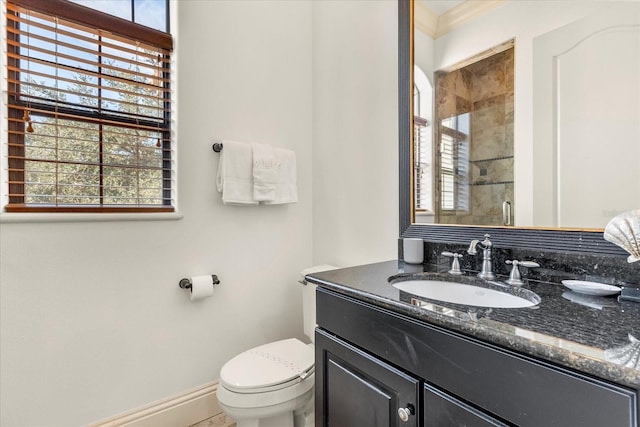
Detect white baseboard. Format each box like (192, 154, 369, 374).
(88, 381, 224, 427)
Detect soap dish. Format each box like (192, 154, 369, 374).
(561, 280, 621, 296)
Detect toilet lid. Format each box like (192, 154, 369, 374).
(220, 338, 314, 393)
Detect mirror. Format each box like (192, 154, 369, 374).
(410, 0, 640, 230)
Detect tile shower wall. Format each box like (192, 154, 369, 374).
(435, 47, 514, 226)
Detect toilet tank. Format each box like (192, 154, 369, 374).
(301, 265, 339, 343)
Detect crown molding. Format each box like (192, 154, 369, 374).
(415, 1, 438, 38)
(436, 0, 507, 38)
(415, 0, 507, 39)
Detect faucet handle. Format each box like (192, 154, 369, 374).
(468, 234, 493, 255)
(442, 252, 464, 275)
(517, 261, 540, 268)
(505, 260, 540, 286)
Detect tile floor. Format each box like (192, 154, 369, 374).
(188, 413, 236, 427)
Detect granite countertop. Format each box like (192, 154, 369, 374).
(306, 260, 640, 389)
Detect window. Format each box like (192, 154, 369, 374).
(5, 0, 173, 213)
(439, 114, 469, 212)
(69, 0, 168, 32)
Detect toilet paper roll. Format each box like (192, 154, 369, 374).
(189, 275, 215, 301)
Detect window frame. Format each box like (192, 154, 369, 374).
(3, 0, 174, 214)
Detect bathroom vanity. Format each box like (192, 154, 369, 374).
(307, 261, 640, 427)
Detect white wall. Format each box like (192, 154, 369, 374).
(0, 0, 399, 426)
(415, 29, 435, 86)
(312, 0, 399, 267)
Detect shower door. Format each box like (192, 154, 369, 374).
(434, 47, 514, 226)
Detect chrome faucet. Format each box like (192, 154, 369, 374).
(467, 234, 496, 280)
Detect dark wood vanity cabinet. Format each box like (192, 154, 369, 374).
(316, 329, 508, 427)
(315, 330, 420, 426)
(315, 287, 639, 427)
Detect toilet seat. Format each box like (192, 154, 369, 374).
(220, 338, 314, 394)
(217, 372, 315, 411)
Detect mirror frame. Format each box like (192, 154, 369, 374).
(397, 0, 626, 257)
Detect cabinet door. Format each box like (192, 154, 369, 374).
(315, 329, 420, 427)
(424, 383, 508, 427)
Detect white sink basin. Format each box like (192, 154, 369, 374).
(391, 279, 539, 308)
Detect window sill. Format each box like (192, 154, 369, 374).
(0, 211, 184, 224)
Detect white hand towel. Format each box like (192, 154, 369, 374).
(264, 148, 298, 205)
(251, 143, 277, 202)
(216, 140, 258, 205)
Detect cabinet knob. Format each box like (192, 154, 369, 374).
(398, 404, 414, 422)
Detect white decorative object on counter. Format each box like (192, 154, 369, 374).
(605, 334, 640, 371)
(561, 280, 621, 296)
(603, 209, 640, 263)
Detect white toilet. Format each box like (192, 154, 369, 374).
(217, 265, 337, 427)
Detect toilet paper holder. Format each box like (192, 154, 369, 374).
(179, 275, 220, 290)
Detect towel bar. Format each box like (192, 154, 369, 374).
(212, 143, 223, 152)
